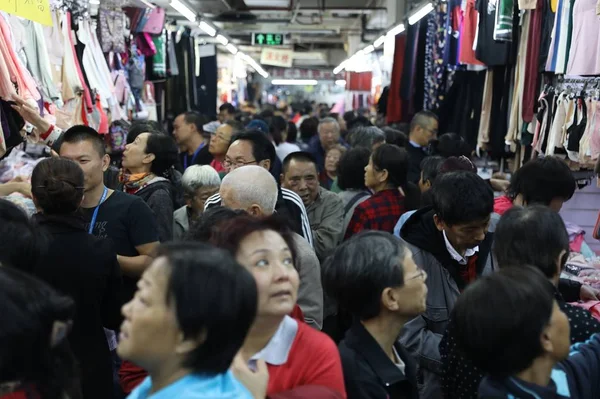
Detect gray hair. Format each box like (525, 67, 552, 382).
(181, 165, 221, 198)
(221, 165, 278, 213)
(318, 117, 340, 132)
(348, 126, 386, 149)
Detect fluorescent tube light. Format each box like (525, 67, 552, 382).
(226, 43, 238, 54)
(335, 80, 346, 87)
(388, 23, 406, 37)
(216, 34, 229, 45)
(374, 35, 386, 48)
(271, 79, 318, 86)
(333, 60, 347, 74)
(363, 45, 375, 54)
(170, 0, 196, 22)
(408, 3, 434, 25)
(198, 21, 217, 37)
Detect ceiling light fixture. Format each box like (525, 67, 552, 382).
(363, 45, 375, 54)
(333, 60, 347, 75)
(335, 80, 346, 87)
(136, 0, 156, 8)
(225, 43, 238, 54)
(216, 34, 229, 45)
(373, 35, 386, 48)
(388, 23, 406, 37)
(408, 3, 434, 25)
(271, 79, 318, 86)
(198, 21, 217, 37)
(170, 0, 197, 22)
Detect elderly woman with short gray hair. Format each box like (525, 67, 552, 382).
(173, 165, 221, 240)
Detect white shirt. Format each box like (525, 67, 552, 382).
(443, 231, 479, 265)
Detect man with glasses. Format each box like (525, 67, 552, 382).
(208, 120, 244, 173)
(407, 111, 439, 183)
(204, 130, 314, 247)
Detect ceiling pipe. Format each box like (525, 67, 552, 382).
(360, 14, 383, 43)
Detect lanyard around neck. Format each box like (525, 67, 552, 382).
(183, 142, 205, 169)
(88, 186, 108, 235)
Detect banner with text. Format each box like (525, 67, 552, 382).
(0, 0, 52, 26)
(260, 48, 294, 68)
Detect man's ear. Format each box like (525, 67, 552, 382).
(102, 154, 110, 172)
(260, 159, 271, 171)
(248, 204, 263, 217)
(433, 214, 445, 232)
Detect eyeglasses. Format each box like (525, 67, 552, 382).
(222, 159, 257, 169)
(406, 269, 427, 282)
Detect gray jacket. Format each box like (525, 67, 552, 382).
(292, 233, 323, 330)
(399, 209, 499, 399)
(173, 206, 190, 241)
(306, 187, 344, 261)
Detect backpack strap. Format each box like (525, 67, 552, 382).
(344, 191, 370, 215)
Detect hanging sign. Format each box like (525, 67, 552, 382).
(0, 0, 53, 26)
(260, 48, 294, 68)
(252, 33, 285, 46)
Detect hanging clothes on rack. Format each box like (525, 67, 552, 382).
(566, 0, 600, 75)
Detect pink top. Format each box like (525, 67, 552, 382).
(566, 0, 600, 75)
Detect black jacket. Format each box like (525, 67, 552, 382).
(339, 322, 419, 399)
(406, 143, 428, 184)
(32, 214, 122, 399)
(478, 334, 600, 398)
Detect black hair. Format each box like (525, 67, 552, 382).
(323, 231, 406, 320)
(58, 125, 105, 157)
(286, 121, 298, 143)
(495, 205, 570, 278)
(144, 133, 179, 177)
(371, 144, 409, 188)
(282, 151, 318, 176)
(343, 111, 356, 123)
(31, 158, 84, 215)
(0, 199, 46, 273)
(337, 147, 371, 191)
(429, 133, 472, 158)
(181, 112, 209, 139)
(230, 129, 276, 169)
(419, 156, 445, 185)
(347, 126, 386, 150)
(127, 121, 166, 144)
(431, 171, 494, 225)
(507, 157, 576, 205)
(219, 103, 236, 115)
(269, 116, 288, 146)
(381, 127, 407, 148)
(451, 266, 556, 377)
(223, 119, 245, 134)
(409, 110, 438, 132)
(438, 156, 477, 174)
(299, 117, 319, 142)
(157, 242, 257, 374)
(0, 266, 80, 399)
(186, 207, 247, 242)
(347, 115, 372, 131)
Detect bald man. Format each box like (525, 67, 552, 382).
(220, 166, 324, 329)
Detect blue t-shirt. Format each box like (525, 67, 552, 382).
(127, 372, 253, 399)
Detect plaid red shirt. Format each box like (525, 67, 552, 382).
(345, 189, 406, 239)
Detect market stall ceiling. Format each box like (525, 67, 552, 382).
(145, 0, 389, 68)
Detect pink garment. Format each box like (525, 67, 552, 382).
(589, 101, 600, 160)
(0, 15, 40, 101)
(571, 234, 585, 253)
(566, 0, 600, 75)
(569, 301, 600, 322)
(66, 12, 93, 113)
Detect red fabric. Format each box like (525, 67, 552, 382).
(210, 159, 225, 173)
(522, 0, 543, 123)
(119, 360, 147, 394)
(345, 189, 406, 239)
(290, 304, 304, 322)
(459, 0, 484, 66)
(386, 35, 406, 124)
(570, 234, 585, 253)
(0, 387, 39, 399)
(460, 254, 479, 289)
(269, 385, 345, 399)
(345, 72, 372, 91)
(569, 301, 600, 321)
(493, 195, 514, 216)
(96, 94, 109, 134)
(266, 321, 346, 398)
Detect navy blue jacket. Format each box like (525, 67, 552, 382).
(478, 334, 600, 398)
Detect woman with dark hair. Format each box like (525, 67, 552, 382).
(429, 133, 472, 158)
(30, 157, 122, 399)
(210, 215, 346, 398)
(344, 144, 410, 239)
(0, 199, 45, 272)
(0, 267, 81, 399)
(117, 242, 258, 399)
(275, 117, 301, 162)
(120, 132, 179, 241)
(336, 148, 372, 234)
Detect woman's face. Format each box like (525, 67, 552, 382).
(122, 133, 153, 170)
(364, 156, 382, 190)
(117, 257, 183, 371)
(325, 149, 342, 175)
(235, 230, 299, 318)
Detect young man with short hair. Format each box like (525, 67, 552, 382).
(399, 171, 495, 398)
(172, 111, 214, 170)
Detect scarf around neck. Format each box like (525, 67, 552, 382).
(119, 170, 156, 193)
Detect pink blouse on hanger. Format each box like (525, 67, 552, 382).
(566, 0, 600, 75)
(0, 14, 40, 101)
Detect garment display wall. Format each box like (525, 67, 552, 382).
(385, 0, 600, 171)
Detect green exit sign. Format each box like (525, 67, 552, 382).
(252, 33, 285, 46)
